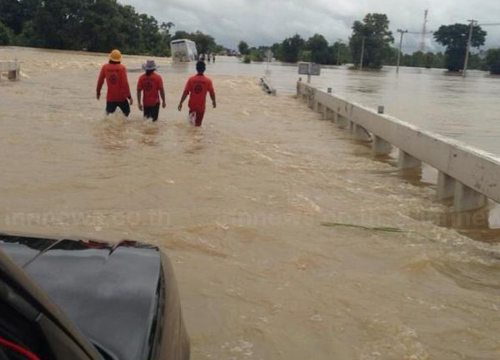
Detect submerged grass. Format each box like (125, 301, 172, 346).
(321, 222, 406, 233)
(321, 222, 439, 243)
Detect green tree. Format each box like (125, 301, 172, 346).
(161, 22, 175, 32)
(0, 21, 13, 45)
(0, 0, 36, 35)
(423, 52, 436, 68)
(81, 0, 127, 53)
(173, 30, 216, 54)
(381, 47, 398, 66)
(172, 30, 191, 40)
(271, 42, 283, 61)
(433, 23, 486, 72)
(0, 0, 178, 56)
(349, 13, 394, 69)
(192, 31, 215, 54)
(486, 48, 500, 74)
(159, 22, 174, 56)
(119, 4, 145, 54)
(412, 51, 426, 67)
(281, 34, 305, 63)
(14, 20, 39, 46)
(331, 42, 351, 65)
(245, 48, 264, 61)
(33, 0, 90, 49)
(238, 41, 249, 55)
(468, 53, 487, 71)
(305, 34, 330, 64)
(138, 14, 165, 55)
(299, 50, 312, 62)
(401, 53, 412, 66)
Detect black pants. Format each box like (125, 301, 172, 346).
(106, 101, 130, 116)
(144, 104, 160, 122)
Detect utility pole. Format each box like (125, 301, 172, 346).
(419, 10, 429, 52)
(463, 19, 477, 78)
(337, 38, 343, 66)
(359, 37, 365, 70)
(396, 29, 408, 74)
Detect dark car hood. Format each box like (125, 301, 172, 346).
(0, 235, 162, 360)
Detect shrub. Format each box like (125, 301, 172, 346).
(0, 22, 13, 45)
(486, 48, 500, 75)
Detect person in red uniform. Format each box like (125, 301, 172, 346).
(96, 49, 133, 116)
(178, 61, 216, 127)
(136, 60, 166, 122)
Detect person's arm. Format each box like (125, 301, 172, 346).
(137, 89, 143, 110)
(137, 78, 143, 110)
(209, 80, 216, 108)
(159, 77, 166, 108)
(96, 67, 105, 100)
(178, 80, 190, 111)
(122, 67, 133, 105)
(160, 88, 166, 108)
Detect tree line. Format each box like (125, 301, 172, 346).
(238, 13, 500, 75)
(0, 0, 223, 56)
(171, 30, 224, 55)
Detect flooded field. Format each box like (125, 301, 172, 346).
(1, 47, 500, 360)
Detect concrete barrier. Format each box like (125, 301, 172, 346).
(297, 81, 498, 212)
(0, 61, 21, 80)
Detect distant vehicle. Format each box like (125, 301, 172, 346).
(170, 39, 198, 63)
(0, 234, 190, 360)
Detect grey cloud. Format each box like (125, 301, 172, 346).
(122, 0, 500, 50)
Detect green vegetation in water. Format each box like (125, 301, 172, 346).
(237, 13, 497, 73)
(486, 49, 500, 75)
(433, 23, 487, 72)
(239, 41, 267, 63)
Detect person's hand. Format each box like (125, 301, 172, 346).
(178, 104, 182, 111)
(213, 101, 217, 109)
(96, 93, 100, 100)
(162, 101, 166, 109)
(129, 98, 134, 105)
(138, 103, 143, 111)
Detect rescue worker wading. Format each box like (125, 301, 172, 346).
(178, 61, 216, 127)
(137, 60, 166, 122)
(96, 49, 133, 116)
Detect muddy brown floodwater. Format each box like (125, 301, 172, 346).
(1, 47, 500, 360)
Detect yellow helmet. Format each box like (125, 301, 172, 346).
(109, 49, 123, 62)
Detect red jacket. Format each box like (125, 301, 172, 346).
(96, 63, 132, 102)
(137, 73, 164, 106)
(183, 74, 215, 112)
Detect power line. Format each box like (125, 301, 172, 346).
(406, 31, 434, 35)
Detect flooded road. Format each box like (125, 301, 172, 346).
(1, 47, 500, 359)
(173, 57, 500, 157)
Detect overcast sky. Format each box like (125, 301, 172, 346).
(122, 0, 500, 51)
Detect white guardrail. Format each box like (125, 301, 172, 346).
(297, 81, 500, 212)
(0, 61, 21, 80)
